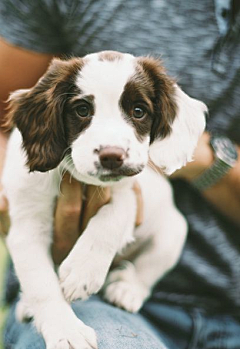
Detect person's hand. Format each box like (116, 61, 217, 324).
(52, 174, 143, 265)
(172, 132, 240, 226)
(52, 173, 111, 264)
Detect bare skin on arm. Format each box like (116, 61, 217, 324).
(172, 132, 240, 226)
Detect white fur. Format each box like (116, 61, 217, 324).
(149, 85, 207, 174)
(2, 52, 206, 349)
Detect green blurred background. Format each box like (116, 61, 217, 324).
(0, 240, 8, 349)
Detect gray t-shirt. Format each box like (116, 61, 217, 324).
(0, 0, 240, 312)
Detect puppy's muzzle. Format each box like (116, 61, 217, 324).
(93, 146, 144, 182)
(98, 147, 127, 170)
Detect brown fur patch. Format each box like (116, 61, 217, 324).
(137, 57, 177, 143)
(120, 57, 177, 143)
(120, 75, 154, 142)
(7, 58, 84, 172)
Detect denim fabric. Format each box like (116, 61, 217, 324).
(3, 296, 168, 349)
(4, 296, 240, 349)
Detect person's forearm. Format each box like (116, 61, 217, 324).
(172, 132, 240, 226)
(171, 133, 214, 181)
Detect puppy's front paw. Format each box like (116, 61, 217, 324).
(103, 261, 150, 313)
(46, 322, 97, 349)
(42, 307, 97, 349)
(59, 257, 109, 302)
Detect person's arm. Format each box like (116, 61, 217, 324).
(172, 132, 240, 226)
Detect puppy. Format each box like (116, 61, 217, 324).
(2, 51, 206, 349)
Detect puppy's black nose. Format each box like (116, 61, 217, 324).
(99, 147, 126, 169)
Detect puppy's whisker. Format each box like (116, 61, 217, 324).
(96, 187, 105, 202)
(70, 166, 78, 183)
(57, 151, 76, 195)
(62, 146, 71, 158)
(148, 160, 161, 175)
(86, 187, 98, 209)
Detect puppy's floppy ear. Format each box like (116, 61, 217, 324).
(6, 57, 82, 172)
(149, 84, 207, 174)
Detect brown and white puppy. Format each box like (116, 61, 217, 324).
(3, 51, 206, 349)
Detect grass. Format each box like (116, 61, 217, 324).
(0, 240, 8, 349)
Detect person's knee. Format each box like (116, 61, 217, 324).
(4, 296, 167, 349)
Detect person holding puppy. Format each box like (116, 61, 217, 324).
(0, 1, 240, 349)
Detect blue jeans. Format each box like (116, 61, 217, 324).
(4, 295, 240, 349)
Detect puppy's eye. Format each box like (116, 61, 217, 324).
(76, 103, 92, 118)
(133, 106, 146, 119)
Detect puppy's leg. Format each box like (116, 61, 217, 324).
(7, 214, 97, 349)
(104, 207, 187, 313)
(59, 184, 136, 302)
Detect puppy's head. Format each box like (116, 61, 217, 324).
(7, 51, 206, 184)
